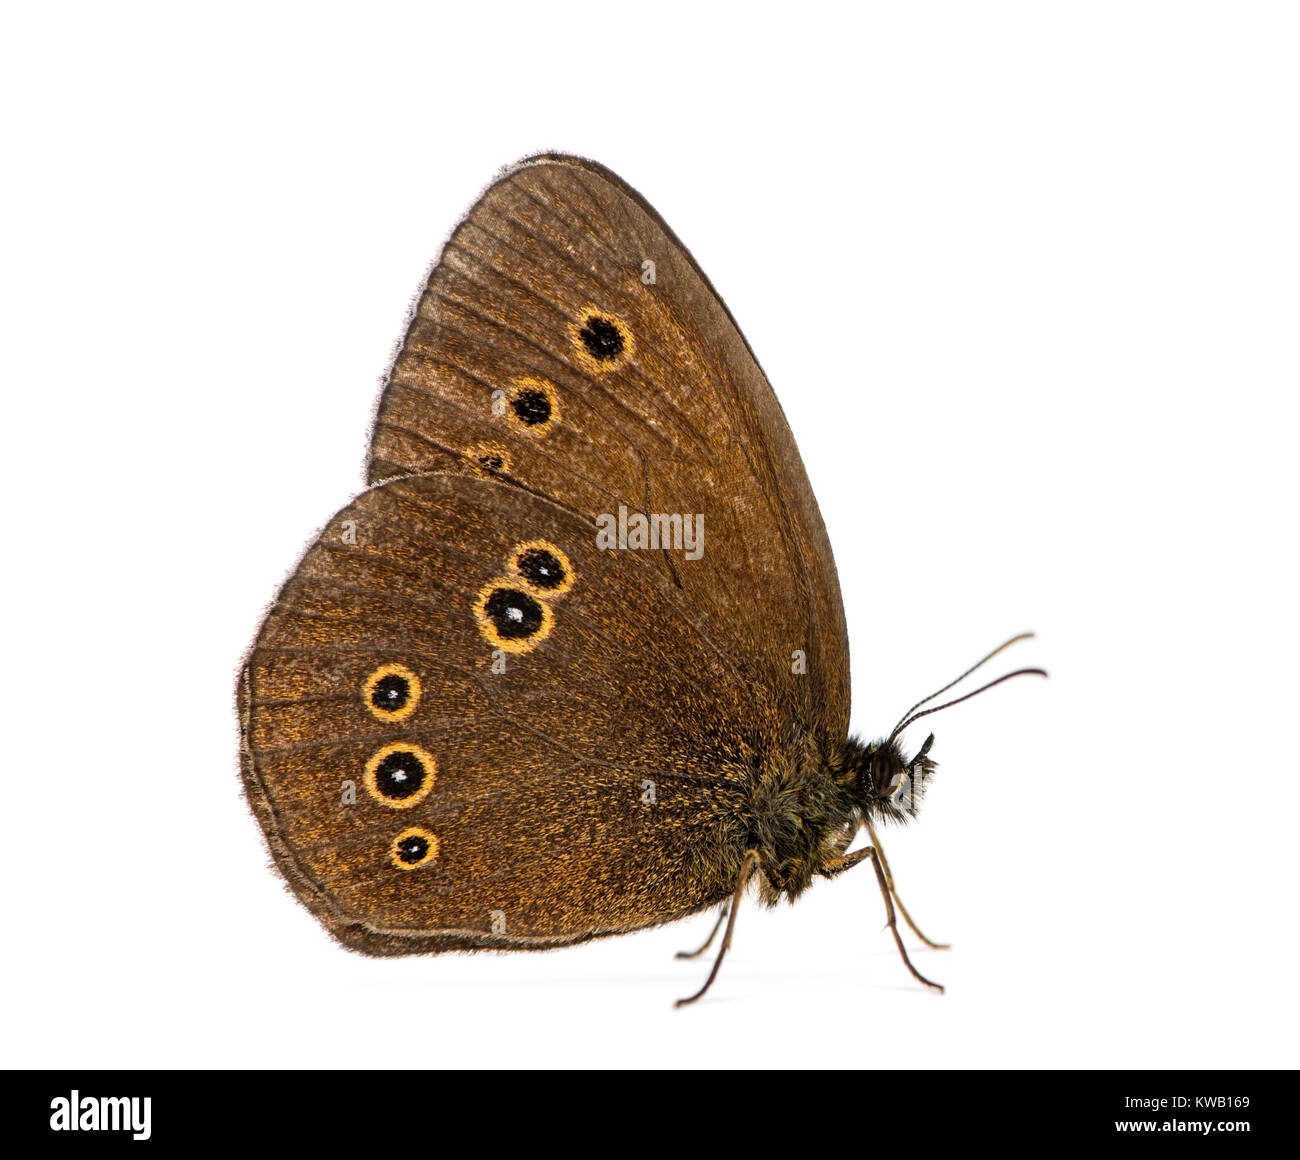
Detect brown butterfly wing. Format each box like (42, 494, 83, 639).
(367, 153, 850, 747)
(240, 473, 780, 953)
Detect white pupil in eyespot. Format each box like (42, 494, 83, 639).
(507, 607, 522, 621)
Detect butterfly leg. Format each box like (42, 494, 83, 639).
(867, 846, 944, 992)
(819, 845, 943, 992)
(818, 847, 874, 878)
(675, 851, 760, 1008)
(675, 902, 730, 960)
(864, 820, 950, 950)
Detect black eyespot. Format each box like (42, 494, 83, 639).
(371, 674, 409, 712)
(374, 751, 427, 799)
(578, 315, 625, 361)
(466, 441, 513, 476)
(485, 587, 545, 640)
(517, 547, 565, 591)
(362, 664, 421, 721)
(397, 834, 428, 862)
(512, 388, 551, 426)
(474, 578, 555, 653)
(390, 827, 439, 869)
(364, 743, 437, 807)
(507, 540, 575, 598)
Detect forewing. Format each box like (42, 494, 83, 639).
(367, 154, 849, 744)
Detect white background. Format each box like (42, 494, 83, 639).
(3, 2, 1296, 1070)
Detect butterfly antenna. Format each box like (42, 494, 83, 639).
(890, 668, 1047, 742)
(887, 633, 1044, 745)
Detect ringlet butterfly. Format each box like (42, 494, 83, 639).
(238, 153, 1044, 1005)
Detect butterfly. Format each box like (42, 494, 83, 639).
(238, 153, 1044, 1005)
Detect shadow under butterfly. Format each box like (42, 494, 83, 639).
(238, 153, 1045, 1006)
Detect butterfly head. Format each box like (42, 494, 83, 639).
(847, 733, 937, 823)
